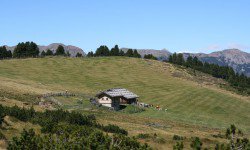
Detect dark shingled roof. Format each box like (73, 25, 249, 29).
(96, 88, 139, 99)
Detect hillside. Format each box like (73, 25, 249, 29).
(0, 57, 249, 149)
(0, 57, 249, 129)
(121, 48, 250, 76)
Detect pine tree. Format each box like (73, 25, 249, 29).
(76, 53, 83, 57)
(45, 49, 53, 56)
(176, 53, 184, 65)
(95, 45, 110, 56)
(13, 42, 39, 58)
(125, 49, 134, 57)
(55, 45, 65, 56)
(190, 137, 202, 150)
(133, 49, 141, 58)
(119, 50, 125, 56)
(185, 56, 193, 67)
(168, 55, 173, 63)
(0, 46, 12, 59)
(87, 51, 94, 57)
(110, 45, 120, 56)
(41, 51, 46, 57)
(172, 53, 177, 64)
(144, 54, 157, 60)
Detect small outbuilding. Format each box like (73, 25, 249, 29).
(96, 88, 139, 110)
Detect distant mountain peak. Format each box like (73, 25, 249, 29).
(184, 49, 250, 77)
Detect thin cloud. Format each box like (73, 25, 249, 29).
(199, 44, 221, 51)
(227, 43, 250, 50)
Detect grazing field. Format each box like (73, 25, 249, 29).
(0, 56, 249, 134)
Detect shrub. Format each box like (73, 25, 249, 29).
(190, 137, 202, 150)
(137, 133, 150, 139)
(2, 104, 150, 149)
(0, 131, 6, 140)
(102, 124, 128, 135)
(173, 135, 184, 141)
(173, 141, 184, 150)
(8, 127, 150, 150)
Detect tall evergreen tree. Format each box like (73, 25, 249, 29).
(87, 51, 94, 57)
(168, 55, 173, 63)
(13, 42, 39, 58)
(0, 46, 12, 59)
(125, 49, 134, 57)
(45, 49, 53, 56)
(76, 52, 83, 57)
(172, 53, 177, 64)
(133, 49, 141, 58)
(55, 45, 65, 56)
(185, 56, 193, 67)
(176, 53, 184, 65)
(119, 50, 125, 56)
(95, 46, 110, 56)
(110, 45, 120, 56)
(144, 54, 157, 60)
(28, 42, 39, 57)
(41, 51, 46, 57)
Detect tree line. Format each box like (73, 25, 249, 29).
(0, 104, 150, 149)
(87, 45, 157, 60)
(87, 45, 141, 58)
(0, 46, 12, 59)
(1, 42, 158, 60)
(0, 42, 84, 59)
(168, 53, 250, 95)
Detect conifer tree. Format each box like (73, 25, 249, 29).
(41, 51, 46, 57)
(110, 45, 120, 56)
(55, 45, 65, 56)
(125, 49, 134, 57)
(45, 49, 53, 56)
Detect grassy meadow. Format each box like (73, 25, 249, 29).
(0, 56, 249, 149)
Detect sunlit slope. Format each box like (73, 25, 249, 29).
(0, 57, 249, 131)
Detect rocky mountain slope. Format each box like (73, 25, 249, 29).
(122, 48, 250, 77)
(121, 48, 171, 60)
(183, 49, 250, 77)
(5, 43, 85, 57)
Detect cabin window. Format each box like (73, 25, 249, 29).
(106, 98, 108, 100)
(102, 98, 104, 100)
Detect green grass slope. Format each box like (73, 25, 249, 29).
(0, 57, 249, 132)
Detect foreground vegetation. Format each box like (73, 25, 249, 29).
(0, 104, 150, 149)
(1, 104, 249, 149)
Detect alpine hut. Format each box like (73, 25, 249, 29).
(96, 88, 139, 110)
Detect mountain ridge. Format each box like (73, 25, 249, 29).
(2, 43, 250, 76)
(4, 43, 85, 57)
(121, 48, 250, 76)
(183, 49, 250, 76)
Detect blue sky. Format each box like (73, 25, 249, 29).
(0, 0, 250, 53)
